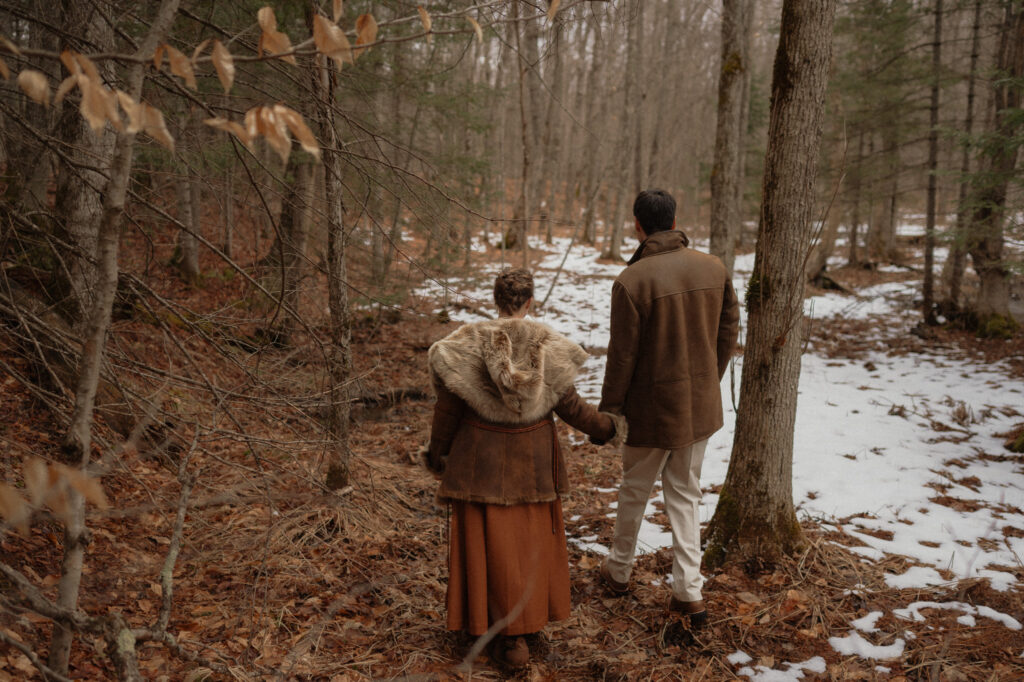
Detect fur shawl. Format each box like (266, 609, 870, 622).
(428, 318, 588, 424)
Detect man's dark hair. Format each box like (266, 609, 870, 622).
(633, 189, 676, 235)
(494, 267, 534, 315)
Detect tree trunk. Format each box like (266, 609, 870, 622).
(311, 20, 352, 489)
(966, 2, 1023, 329)
(50, 2, 182, 673)
(704, 0, 836, 569)
(941, 0, 982, 313)
(922, 0, 943, 324)
(847, 130, 865, 265)
(54, 1, 114, 324)
(709, 0, 754, 276)
(173, 173, 201, 285)
(511, 0, 531, 267)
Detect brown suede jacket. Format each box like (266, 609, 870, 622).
(424, 318, 625, 505)
(598, 229, 741, 449)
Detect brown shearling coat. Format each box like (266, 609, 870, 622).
(598, 229, 741, 449)
(425, 318, 625, 505)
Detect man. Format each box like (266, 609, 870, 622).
(597, 189, 740, 628)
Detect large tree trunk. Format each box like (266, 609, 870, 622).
(922, 0, 943, 324)
(54, 0, 114, 323)
(50, 3, 182, 673)
(966, 2, 1024, 328)
(941, 0, 983, 313)
(704, 0, 836, 569)
(709, 0, 754, 276)
(172, 172, 201, 285)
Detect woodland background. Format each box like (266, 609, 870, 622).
(0, 0, 1022, 679)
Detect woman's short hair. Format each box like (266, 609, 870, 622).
(494, 268, 534, 315)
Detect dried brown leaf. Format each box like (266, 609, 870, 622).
(0, 58, 8, 81)
(23, 458, 48, 506)
(0, 483, 29, 534)
(467, 16, 483, 44)
(78, 77, 109, 130)
(256, 105, 291, 163)
(0, 36, 21, 55)
(354, 14, 378, 59)
(60, 49, 79, 75)
(547, 0, 561, 23)
(257, 6, 297, 65)
(54, 74, 79, 104)
(166, 45, 197, 89)
(74, 53, 101, 83)
(204, 116, 253, 148)
(17, 69, 50, 106)
(141, 104, 174, 151)
(211, 40, 234, 93)
(58, 466, 109, 510)
(153, 44, 166, 71)
(192, 38, 211, 64)
(273, 104, 320, 159)
(313, 14, 353, 68)
(418, 6, 432, 42)
(333, 0, 344, 23)
(115, 90, 143, 133)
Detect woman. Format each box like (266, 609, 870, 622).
(423, 268, 625, 669)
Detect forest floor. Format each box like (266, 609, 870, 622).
(1, 221, 1023, 681)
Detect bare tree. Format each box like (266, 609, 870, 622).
(710, 0, 754, 276)
(704, 0, 837, 568)
(922, 0, 943, 324)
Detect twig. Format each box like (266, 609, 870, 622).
(0, 629, 73, 682)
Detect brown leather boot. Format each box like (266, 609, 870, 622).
(669, 596, 708, 630)
(490, 635, 529, 669)
(599, 560, 630, 595)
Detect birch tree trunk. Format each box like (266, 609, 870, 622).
(704, 0, 836, 569)
(709, 0, 754, 276)
(51, 2, 182, 672)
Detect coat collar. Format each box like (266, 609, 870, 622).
(627, 229, 690, 265)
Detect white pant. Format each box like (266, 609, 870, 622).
(605, 440, 708, 601)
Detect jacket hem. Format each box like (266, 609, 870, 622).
(437, 491, 561, 506)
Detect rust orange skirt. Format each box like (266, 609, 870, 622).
(446, 499, 570, 636)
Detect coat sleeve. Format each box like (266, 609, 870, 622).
(425, 377, 466, 475)
(598, 280, 641, 416)
(554, 385, 625, 446)
(717, 278, 741, 380)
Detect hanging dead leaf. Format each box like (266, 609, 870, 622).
(0, 483, 29, 535)
(74, 53, 101, 83)
(17, 70, 50, 106)
(313, 14, 353, 68)
(204, 116, 253, 148)
(211, 40, 234, 93)
(153, 44, 166, 71)
(257, 6, 297, 65)
(0, 36, 21, 55)
(115, 90, 143, 133)
(273, 104, 320, 159)
(78, 76, 109, 130)
(547, 0, 561, 23)
(58, 466, 109, 510)
(0, 58, 8, 81)
(354, 14, 378, 59)
(333, 0, 344, 23)
(192, 38, 211, 64)
(256, 105, 291, 163)
(60, 50, 79, 75)
(244, 107, 260, 141)
(54, 75, 79, 104)
(467, 16, 483, 44)
(166, 45, 197, 89)
(141, 104, 174, 151)
(418, 6, 432, 42)
(23, 458, 48, 506)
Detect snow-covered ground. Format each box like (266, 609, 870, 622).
(416, 227, 1024, 677)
